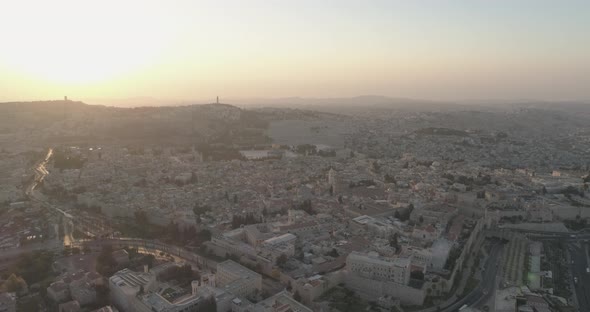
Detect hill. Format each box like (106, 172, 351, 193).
(0, 101, 269, 147)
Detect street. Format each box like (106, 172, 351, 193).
(569, 241, 590, 312)
(442, 241, 503, 312)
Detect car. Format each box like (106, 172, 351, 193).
(586, 267, 590, 273)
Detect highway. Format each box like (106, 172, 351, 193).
(25, 148, 75, 243)
(439, 241, 503, 312)
(71, 237, 218, 271)
(25, 148, 52, 196)
(569, 242, 590, 312)
(414, 240, 503, 312)
(494, 226, 590, 242)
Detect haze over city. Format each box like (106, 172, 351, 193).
(1, 2, 590, 312)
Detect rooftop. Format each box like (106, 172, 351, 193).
(217, 260, 261, 280)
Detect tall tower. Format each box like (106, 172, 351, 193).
(191, 280, 199, 296)
(216, 96, 219, 104)
(328, 168, 337, 195)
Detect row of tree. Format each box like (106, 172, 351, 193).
(294, 199, 315, 215)
(231, 213, 262, 229)
(393, 204, 414, 221)
(53, 149, 86, 170)
(157, 264, 198, 284)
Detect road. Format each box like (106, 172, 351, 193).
(569, 242, 590, 312)
(498, 226, 590, 242)
(25, 148, 52, 195)
(25, 148, 75, 245)
(71, 237, 218, 271)
(26, 148, 73, 219)
(416, 240, 503, 312)
(439, 241, 503, 312)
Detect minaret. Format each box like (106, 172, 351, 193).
(216, 96, 219, 104)
(328, 167, 337, 195)
(191, 280, 199, 295)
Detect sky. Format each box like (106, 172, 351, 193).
(0, 0, 589, 103)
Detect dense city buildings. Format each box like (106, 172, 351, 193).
(1, 100, 590, 312)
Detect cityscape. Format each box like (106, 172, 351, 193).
(1, 1, 590, 312)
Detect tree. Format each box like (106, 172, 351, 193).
(410, 270, 424, 280)
(397, 204, 414, 221)
(384, 174, 396, 184)
(276, 253, 288, 267)
(328, 248, 339, 258)
(231, 213, 262, 229)
(296, 200, 315, 215)
(166, 221, 181, 241)
(419, 215, 424, 224)
(58, 219, 65, 239)
(389, 233, 399, 249)
(193, 204, 210, 216)
(96, 245, 117, 277)
(441, 280, 448, 292)
(372, 161, 381, 173)
(200, 295, 217, 312)
(139, 254, 155, 268)
(95, 284, 110, 307)
(10, 251, 53, 285)
(157, 264, 196, 283)
(134, 210, 149, 225)
(197, 229, 212, 242)
(0, 274, 27, 293)
(293, 290, 302, 302)
(190, 171, 198, 184)
(563, 186, 582, 196)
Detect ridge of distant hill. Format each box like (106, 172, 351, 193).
(0, 101, 270, 145)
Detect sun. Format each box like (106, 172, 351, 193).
(0, 0, 173, 84)
(9, 46, 153, 85)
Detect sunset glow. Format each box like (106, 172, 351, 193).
(1, 0, 589, 102)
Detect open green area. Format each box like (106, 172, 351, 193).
(318, 285, 367, 312)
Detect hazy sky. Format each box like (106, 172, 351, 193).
(1, 0, 589, 103)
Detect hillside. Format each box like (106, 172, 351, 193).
(0, 101, 269, 147)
